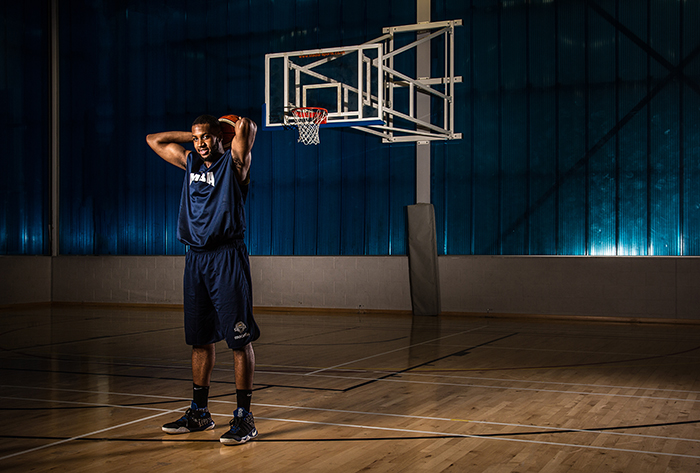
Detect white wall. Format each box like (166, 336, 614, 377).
(439, 256, 700, 321)
(0, 256, 52, 306)
(46, 255, 412, 312)
(50, 256, 185, 305)
(249, 256, 411, 311)
(3, 255, 700, 322)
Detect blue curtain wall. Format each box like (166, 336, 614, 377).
(5, 1, 700, 256)
(431, 0, 700, 256)
(0, 1, 50, 255)
(58, 0, 416, 255)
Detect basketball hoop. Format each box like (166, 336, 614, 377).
(287, 107, 328, 145)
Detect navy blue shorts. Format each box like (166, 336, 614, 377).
(183, 241, 260, 349)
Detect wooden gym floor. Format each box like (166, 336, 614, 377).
(1, 306, 700, 472)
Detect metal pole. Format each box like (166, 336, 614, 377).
(50, 0, 60, 257)
(407, 0, 441, 317)
(415, 0, 431, 204)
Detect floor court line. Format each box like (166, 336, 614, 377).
(260, 369, 700, 403)
(304, 326, 490, 376)
(237, 363, 700, 396)
(6, 360, 700, 406)
(0, 394, 182, 413)
(254, 415, 700, 460)
(251, 402, 700, 442)
(4, 364, 697, 407)
(2, 389, 699, 448)
(479, 343, 700, 358)
(401, 372, 700, 395)
(2, 394, 698, 461)
(13, 354, 700, 397)
(0, 385, 189, 402)
(0, 407, 177, 462)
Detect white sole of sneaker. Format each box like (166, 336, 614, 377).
(220, 428, 258, 445)
(162, 422, 215, 434)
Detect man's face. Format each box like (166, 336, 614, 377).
(192, 123, 223, 161)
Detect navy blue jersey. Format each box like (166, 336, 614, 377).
(177, 150, 249, 249)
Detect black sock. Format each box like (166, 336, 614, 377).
(193, 384, 209, 409)
(237, 389, 253, 412)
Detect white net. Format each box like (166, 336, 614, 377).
(290, 108, 328, 145)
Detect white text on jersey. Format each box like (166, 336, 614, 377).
(190, 172, 215, 187)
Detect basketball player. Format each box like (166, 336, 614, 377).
(146, 114, 259, 445)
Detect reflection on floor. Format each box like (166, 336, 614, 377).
(2, 306, 700, 472)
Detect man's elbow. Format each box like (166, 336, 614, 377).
(146, 133, 158, 150)
(238, 117, 257, 135)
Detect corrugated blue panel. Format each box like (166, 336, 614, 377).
(433, 0, 469, 256)
(682, 0, 700, 255)
(587, 11, 617, 255)
(60, 2, 178, 255)
(46, 0, 700, 257)
(57, 0, 420, 256)
(59, 2, 93, 254)
(556, 1, 587, 255)
(436, 0, 472, 256)
(617, 100, 648, 256)
(500, 2, 528, 255)
(316, 130, 343, 256)
(341, 0, 368, 47)
(471, 2, 499, 255)
(294, 144, 320, 255)
(340, 133, 367, 255)
(650, 0, 680, 78)
(649, 85, 681, 255)
(247, 133, 273, 256)
(648, 1, 681, 255)
(557, 87, 587, 256)
(365, 141, 391, 256)
(501, 92, 528, 255)
(246, 0, 273, 257)
(616, 2, 648, 255)
(528, 89, 558, 255)
(271, 136, 296, 255)
(528, 0, 556, 90)
(0, 1, 49, 255)
(432, 142, 446, 255)
(389, 144, 414, 256)
(526, 2, 557, 255)
(683, 89, 700, 255)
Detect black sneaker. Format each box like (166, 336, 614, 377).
(220, 407, 258, 445)
(162, 402, 215, 434)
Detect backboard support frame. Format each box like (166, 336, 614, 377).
(264, 19, 462, 143)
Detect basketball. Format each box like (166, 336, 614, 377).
(219, 114, 239, 147)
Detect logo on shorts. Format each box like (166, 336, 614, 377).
(234, 322, 247, 334)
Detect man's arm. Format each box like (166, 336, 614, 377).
(229, 118, 257, 183)
(146, 131, 192, 170)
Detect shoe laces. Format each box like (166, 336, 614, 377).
(183, 406, 208, 421)
(179, 408, 194, 421)
(228, 415, 243, 432)
(228, 409, 251, 431)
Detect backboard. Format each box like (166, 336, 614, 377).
(264, 44, 385, 130)
(264, 20, 463, 143)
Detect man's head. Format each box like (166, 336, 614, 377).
(191, 114, 224, 162)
